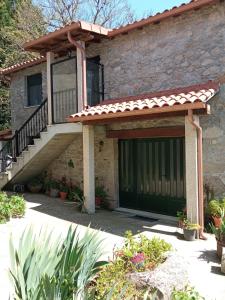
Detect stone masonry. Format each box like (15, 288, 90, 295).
(10, 63, 46, 132)
(9, 1, 225, 199)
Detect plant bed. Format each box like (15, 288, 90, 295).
(95, 231, 173, 299)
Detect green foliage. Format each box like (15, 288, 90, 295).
(183, 219, 201, 230)
(0, 84, 10, 130)
(68, 186, 83, 202)
(9, 194, 26, 218)
(0, 192, 26, 222)
(177, 210, 186, 221)
(67, 159, 74, 168)
(121, 231, 172, 270)
(0, 0, 46, 130)
(45, 178, 60, 190)
(171, 286, 204, 300)
(208, 199, 225, 217)
(95, 186, 108, 202)
(0, 192, 11, 223)
(210, 219, 225, 242)
(9, 225, 107, 300)
(96, 231, 172, 299)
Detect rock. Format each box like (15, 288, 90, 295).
(127, 252, 189, 298)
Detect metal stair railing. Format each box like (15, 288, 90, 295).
(0, 98, 48, 173)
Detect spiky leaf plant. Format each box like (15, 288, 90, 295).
(9, 225, 107, 300)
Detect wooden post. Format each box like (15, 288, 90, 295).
(185, 115, 199, 225)
(46, 52, 54, 125)
(76, 41, 86, 111)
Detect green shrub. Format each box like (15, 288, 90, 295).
(0, 192, 11, 223)
(171, 286, 204, 300)
(9, 195, 26, 218)
(121, 230, 172, 271)
(208, 199, 224, 217)
(96, 231, 172, 299)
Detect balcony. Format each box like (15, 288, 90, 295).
(51, 56, 104, 124)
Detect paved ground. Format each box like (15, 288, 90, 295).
(0, 193, 224, 299)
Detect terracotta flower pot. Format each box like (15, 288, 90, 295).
(212, 216, 222, 228)
(95, 196, 102, 207)
(59, 191, 68, 201)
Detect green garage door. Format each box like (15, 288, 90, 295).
(119, 138, 186, 216)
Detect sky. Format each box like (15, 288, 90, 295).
(128, 0, 190, 17)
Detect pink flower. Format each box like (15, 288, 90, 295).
(130, 253, 145, 264)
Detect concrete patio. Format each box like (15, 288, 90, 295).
(0, 193, 224, 299)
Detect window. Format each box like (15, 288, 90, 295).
(87, 56, 103, 106)
(27, 73, 42, 106)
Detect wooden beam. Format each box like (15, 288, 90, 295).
(83, 111, 186, 125)
(106, 126, 185, 139)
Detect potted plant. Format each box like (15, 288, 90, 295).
(27, 177, 43, 193)
(208, 200, 224, 228)
(95, 186, 108, 208)
(177, 210, 186, 228)
(59, 185, 69, 201)
(66, 186, 84, 211)
(210, 220, 225, 259)
(67, 190, 84, 211)
(183, 219, 201, 241)
(48, 179, 60, 198)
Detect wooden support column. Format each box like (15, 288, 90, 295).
(185, 115, 199, 224)
(47, 51, 54, 125)
(76, 41, 87, 111)
(83, 125, 95, 213)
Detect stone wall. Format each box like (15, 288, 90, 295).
(48, 118, 183, 201)
(10, 63, 47, 131)
(87, 2, 225, 99)
(48, 127, 117, 200)
(201, 86, 225, 198)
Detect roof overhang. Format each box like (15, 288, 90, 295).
(23, 21, 110, 54)
(68, 102, 210, 125)
(68, 82, 219, 125)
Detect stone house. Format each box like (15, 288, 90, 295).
(0, 0, 225, 232)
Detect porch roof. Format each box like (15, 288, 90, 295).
(68, 81, 219, 124)
(23, 21, 110, 54)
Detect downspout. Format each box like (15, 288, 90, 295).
(67, 31, 87, 108)
(188, 109, 206, 240)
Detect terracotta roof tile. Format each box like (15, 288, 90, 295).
(69, 82, 219, 122)
(109, 0, 219, 37)
(0, 56, 45, 75)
